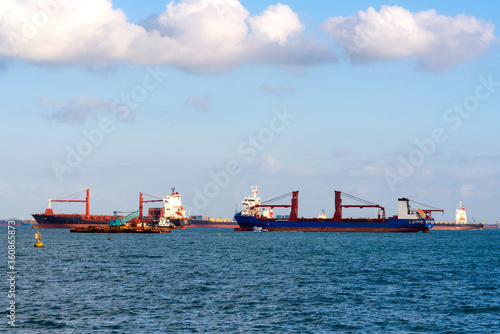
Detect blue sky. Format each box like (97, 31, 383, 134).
(1, 0, 499, 223)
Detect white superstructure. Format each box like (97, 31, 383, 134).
(397, 198, 423, 219)
(455, 202, 467, 224)
(163, 188, 186, 219)
(241, 186, 273, 218)
(158, 187, 187, 226)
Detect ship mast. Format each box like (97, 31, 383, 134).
(139, 193, 163, 220)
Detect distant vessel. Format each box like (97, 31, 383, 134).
(432, 202, 484, 230)
(187, 216, 238, 228)
(234, 186, 435, 232)
(32, 188, 189, 229)
(483, 221, 500, 229)
(0, 219, 35, 226)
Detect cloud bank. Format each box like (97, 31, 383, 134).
(0, 2, 497, 72)
(0, 0, 336, 72)
(321, 6, 498, 71)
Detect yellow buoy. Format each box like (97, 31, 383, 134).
(34, 227, 43, 247)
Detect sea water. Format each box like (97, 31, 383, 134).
(1, 228, 499, 333)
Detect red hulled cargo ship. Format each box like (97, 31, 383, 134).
(32, 189, 115, 228)
(483, 222, 500, 229)
(32, 188, 189, 228)
(432, 202, 484, 230)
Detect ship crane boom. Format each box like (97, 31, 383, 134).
(409, 199, 444, 218)
(249, 191, 299, 221)
(139, 193, 164, 220)
(48, 189, 90, 216)
(333, 191, 386, 221)
(421, 209, 444, 218)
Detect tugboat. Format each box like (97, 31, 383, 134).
(234, 186, 435, 232)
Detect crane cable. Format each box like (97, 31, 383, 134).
(55, 189, 87, 200)
(260, 192, 294, 205)
(408, 199, 442, 211)
(341, 192, 380, 206)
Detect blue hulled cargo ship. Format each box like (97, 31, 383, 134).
(234, 186, 435, 233)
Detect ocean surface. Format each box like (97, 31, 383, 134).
(1, 227, 499, 333)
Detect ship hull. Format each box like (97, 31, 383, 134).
(483, 224, 500, 229)
(187, 219, 239, 228)
(0, 220, 26, 226)
(32, 214, 112, 228)
(234, 213, 433, 232)
(169, 218, 190, 228)
(431, 223, 483, 231)
(32, 214, 190, 229)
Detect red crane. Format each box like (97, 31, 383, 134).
(333, 191, 386, 221)
(139, 193, 163, 220)
(46, 189, 90, 216)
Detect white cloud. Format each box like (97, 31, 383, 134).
(289, 165, 318, 177)
(321, 6, 498, 71)
(254, 154, 319, 177)
(2, 2, 495, 72)
(185, 94, 212, 110)
(459, 183, 475, 197)
(247, 3, 304, 45)
(258, 154, 282, 174)
(0, 0, 336, 72)
(0, 182, 15, 196)
(38, 95, 133, 124)
(261, 83, 295, 96)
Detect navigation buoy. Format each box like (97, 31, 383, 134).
(34, 227, 43, 247)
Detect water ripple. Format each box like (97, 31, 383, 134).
(2, 228, 499, 333)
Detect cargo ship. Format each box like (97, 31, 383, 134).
(234, 186, 435, 232)
(483, 221, 500, 229)
(32, 188, 189, 229)
(187, 215, 238, 228)
(0, 219, 36, 226)
(432, 202, 484, 230)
